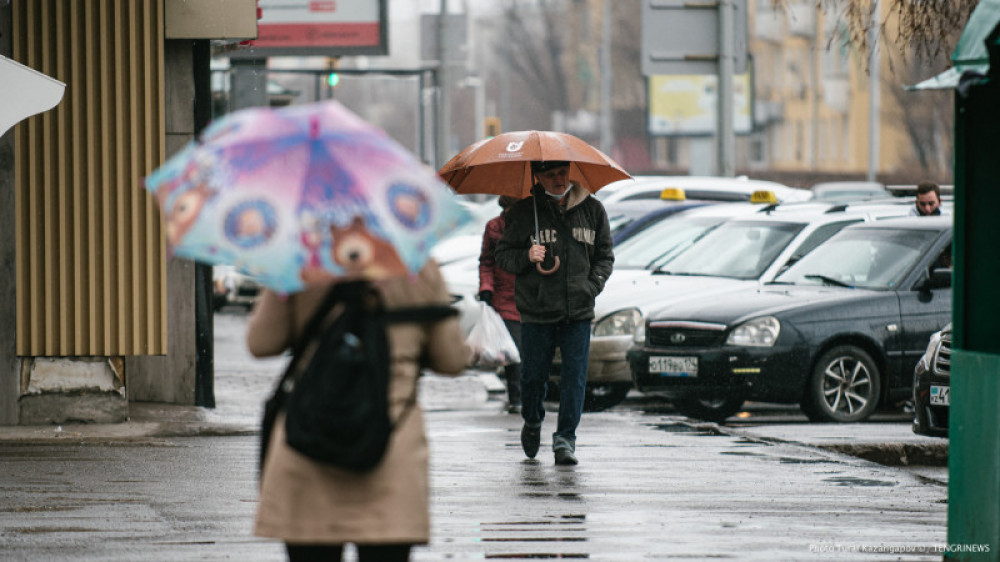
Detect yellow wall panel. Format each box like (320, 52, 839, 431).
(13, 0, 166, 356)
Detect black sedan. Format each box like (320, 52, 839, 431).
(912, 323, 951, 437)
(627, 216, 952, 423)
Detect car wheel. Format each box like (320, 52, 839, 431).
(674, 391, 745, 423)
(583, 383, 631, 412)
(802, 346, 881, 423)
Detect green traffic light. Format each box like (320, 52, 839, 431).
(327, 73, 340, 87)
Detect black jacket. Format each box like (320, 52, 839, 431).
(495, 183, 614, 324)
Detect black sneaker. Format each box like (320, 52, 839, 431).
(554, 448, 578, 466)
(520, 425, 541, 459)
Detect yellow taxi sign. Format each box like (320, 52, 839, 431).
(659, 187, 686, 201)
(750, 190, 778, 204)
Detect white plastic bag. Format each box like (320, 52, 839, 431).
(467, 302, 521, 370)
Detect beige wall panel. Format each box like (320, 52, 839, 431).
(13, 0, 167, 357)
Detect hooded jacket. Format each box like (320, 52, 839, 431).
(478, 212, 520, 322)
(495, 183, 614, 324)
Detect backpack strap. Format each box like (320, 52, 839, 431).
(274, 283, 344, 390)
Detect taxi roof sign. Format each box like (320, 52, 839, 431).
(750, 190, 778, 204)
(660, 187, 686, 201)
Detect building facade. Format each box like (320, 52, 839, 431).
(0, 0, 257, 426)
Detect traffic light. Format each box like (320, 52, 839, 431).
(484, 116, 501, 138)
(327, 72, 340, 87)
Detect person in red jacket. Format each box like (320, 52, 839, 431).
(479, 195, 522, 413)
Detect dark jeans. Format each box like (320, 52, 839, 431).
(285, 543, 411, 562)
(503, 319, 522, 405)
(520, 320, 591, 449)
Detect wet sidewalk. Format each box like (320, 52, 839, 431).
(0, 312, 953, 560)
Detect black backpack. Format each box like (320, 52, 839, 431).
(260, 280, 457, 473)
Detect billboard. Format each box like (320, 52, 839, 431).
(232, 0, 388, 57)
(648, 73, 753, 136)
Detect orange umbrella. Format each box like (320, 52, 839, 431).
(438, 130, 630, 198)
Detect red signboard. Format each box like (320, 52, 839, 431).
(234, 0, 388, 57)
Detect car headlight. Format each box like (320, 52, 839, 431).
(593, 308, 642, 337)
(725, 316, 780, 347)
(633, 320, 646, 344)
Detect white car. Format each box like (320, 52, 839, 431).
(430, 198, 499, 266)
(441, 200, 774, 411)
(597, 175, 812, 206)
(810, 181, 889, 202)
(212, 265, 261, 311)
(570, 198, 918, 409)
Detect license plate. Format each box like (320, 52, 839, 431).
(649, 356, 698, 377)
(930, 385, 950, 406)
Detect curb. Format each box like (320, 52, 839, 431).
(663, 418, 949, 468)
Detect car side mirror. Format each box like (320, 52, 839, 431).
(921, 267, 952, 290)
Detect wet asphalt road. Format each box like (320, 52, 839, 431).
(0, 311, 950, 561)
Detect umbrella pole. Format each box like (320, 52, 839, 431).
(532, 195, 541, 244)
(532, 194, 559, 275)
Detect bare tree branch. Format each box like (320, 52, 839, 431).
(496, 0, 569, 114)
(771, 0, 978, 64)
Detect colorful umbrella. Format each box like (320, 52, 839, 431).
(438, 130, 631, 198)
(144, 100, 470, 293)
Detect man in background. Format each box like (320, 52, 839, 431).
(911, 181, 947, 216)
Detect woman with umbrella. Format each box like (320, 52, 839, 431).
(145, 100, 474, 561)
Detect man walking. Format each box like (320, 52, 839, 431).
(495, 161, 614, 466)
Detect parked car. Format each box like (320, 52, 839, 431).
(213, 265, 262, 311)
(810, 181, 890, 202)
(441, 200, 770, 411)
(605, 198, 714, 244)
(912, 323, 951, 437)
(627, 216, 953, 423)
(566, 199, 915, 410)
(596, 175, 811, 206)
(429, 198, 500, 266)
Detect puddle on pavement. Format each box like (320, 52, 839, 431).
(13, 526, 104, 534)
(481, 515, 590, 559)
(823, 476, 896, 487)
(720, 451, 765, 457)
(519, 492, 583, 501)
(648, 423, 723, 436)
(485, 555, 589, 559)
(483, 537, 587, 542)
(0, 505, 79, 513)
(778, 456, 832, 464)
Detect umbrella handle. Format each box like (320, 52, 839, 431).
(536, 256, 560, 275)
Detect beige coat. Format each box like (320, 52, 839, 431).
(246, 262, 469, 545)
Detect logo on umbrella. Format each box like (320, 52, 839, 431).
(224, 199, 278, 249)
(506, 141, 524, 152)
(387, 183, 431, 230)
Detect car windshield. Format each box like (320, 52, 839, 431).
(612, 216, 724, 269)
(608, 213, 636, 236)
(658, 221, 804, 279)
(773, 228, 939, 289)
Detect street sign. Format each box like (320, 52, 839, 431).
(641, 0, 748, 76)
(648, 73, 753, 135)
